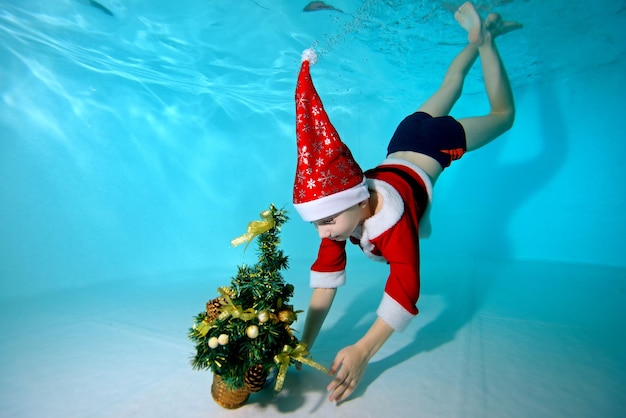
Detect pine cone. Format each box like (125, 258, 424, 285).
(205, 298, 222, 322)
(244, 364, 268, 393)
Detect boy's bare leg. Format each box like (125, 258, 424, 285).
(455, 2, 522, 151)
(417, 43, 479, 118)
(417, 2, 522, 120)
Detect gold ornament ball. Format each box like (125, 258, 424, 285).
(218, 334, 229, 345)
(278, 310, 296, 324)
(246, 325, 259, 339)
(257, 311, 269, 323)
(208, 337, 219, 349)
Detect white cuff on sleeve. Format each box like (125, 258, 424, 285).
(376, 293, 415, 332)
(310, 269, 346, 288)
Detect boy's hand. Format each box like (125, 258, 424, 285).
(326, 344, 369, 403)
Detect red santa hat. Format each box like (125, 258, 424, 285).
(293, 48, 370, 222)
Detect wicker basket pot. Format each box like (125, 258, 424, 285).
(211, 373, 250, 409)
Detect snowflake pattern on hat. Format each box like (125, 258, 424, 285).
(293, 50, 365, 210)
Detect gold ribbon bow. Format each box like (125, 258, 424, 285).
(273, 343, 328, 392)
(217, 287, 256, 322)
(231, 210, 276, 249)
(193, 318, 214, 337)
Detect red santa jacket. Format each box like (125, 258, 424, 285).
(310, 158, 433, 331)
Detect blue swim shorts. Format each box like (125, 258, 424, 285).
(387, 111, 467, 169)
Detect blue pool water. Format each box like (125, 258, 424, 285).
(1, 1, 625, 417)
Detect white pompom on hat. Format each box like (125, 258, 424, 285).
(292, 48, 369, 222)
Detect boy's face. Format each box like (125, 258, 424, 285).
(312, 202, 365, 241)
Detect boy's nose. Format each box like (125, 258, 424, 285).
(317, 227, 331, 239)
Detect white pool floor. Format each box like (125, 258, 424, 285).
(1, 258, 624, 418)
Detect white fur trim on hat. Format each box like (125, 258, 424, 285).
(294, 178, 370, 222)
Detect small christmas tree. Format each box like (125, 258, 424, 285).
(188, 204, 326, 408)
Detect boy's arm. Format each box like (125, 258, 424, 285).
(301, 287, 337, 350)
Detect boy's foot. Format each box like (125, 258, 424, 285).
(454, 2, 483, 45)
(485, 13, 523, 39)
